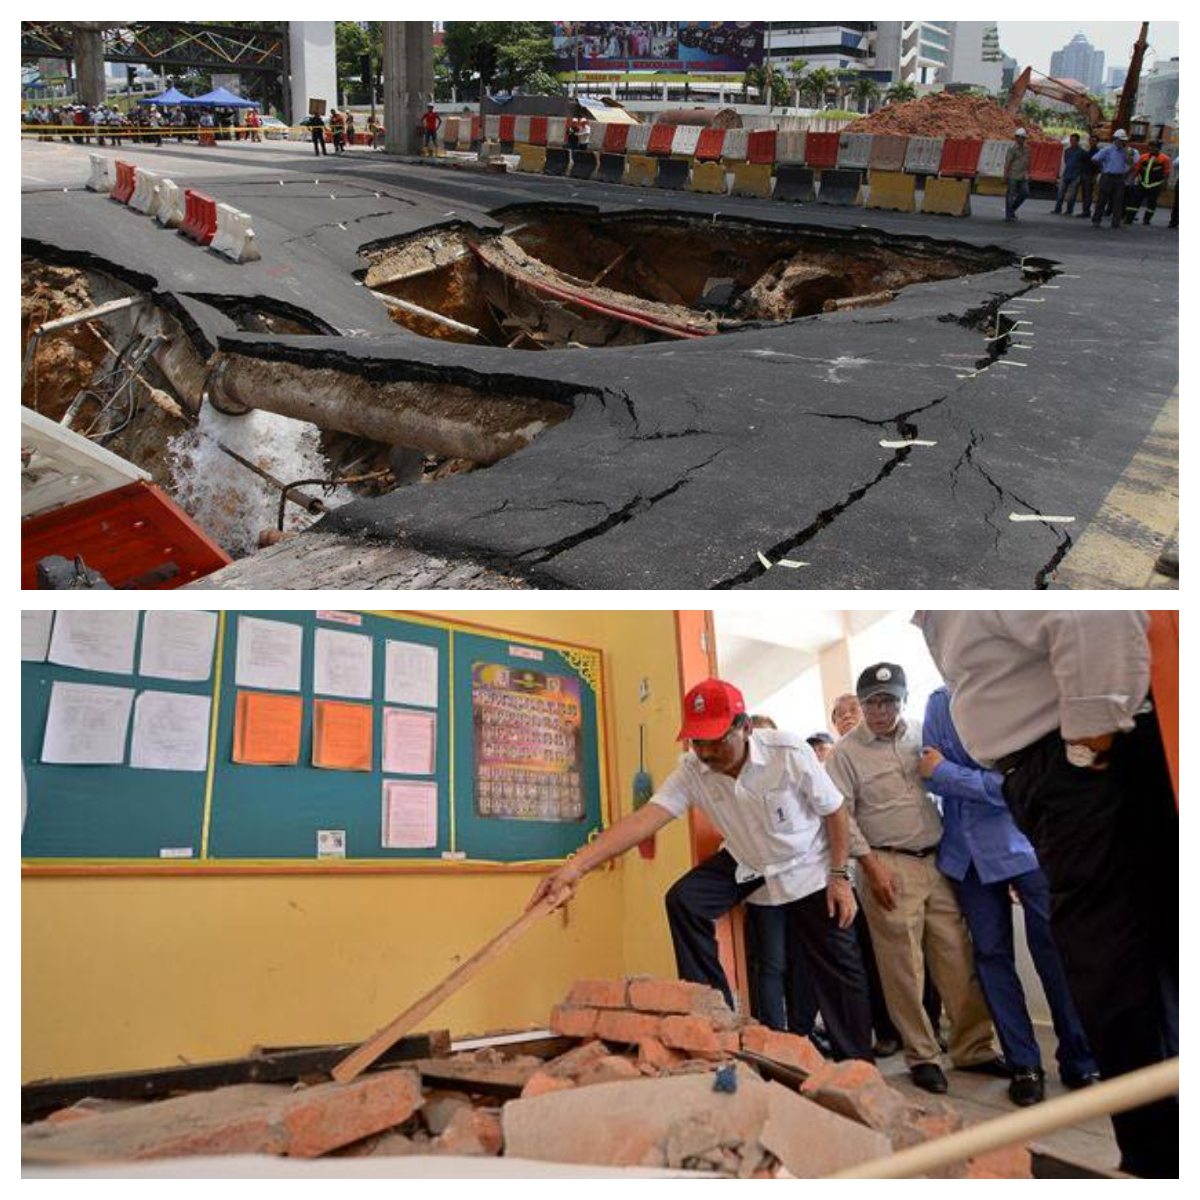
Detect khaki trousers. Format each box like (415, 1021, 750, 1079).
(858, 850, 997, 1067)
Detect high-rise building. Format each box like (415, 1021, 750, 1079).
(1107, 65, 1128, 89)
(946, 22, 1003, 90)
(761, 22, 877, 75)
(1136, 57, 1179, 129)
(873, 21, 955, 86)
(1050, 32, 1104, 93)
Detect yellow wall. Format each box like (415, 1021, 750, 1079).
(21, 609, 695, 1081)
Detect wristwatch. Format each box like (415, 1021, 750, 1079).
(1065, 741, 1100, 767)
(827, 865, 852, 881)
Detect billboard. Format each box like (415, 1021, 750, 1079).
(553, 22, 764, 74)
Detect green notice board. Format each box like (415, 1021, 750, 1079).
(21, 610, 609, 871)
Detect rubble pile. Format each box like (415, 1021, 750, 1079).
(22, 977, 1034, 1177)
(846, 93, 1049, 141)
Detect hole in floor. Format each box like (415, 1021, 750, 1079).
(361, 208, 1015, 351)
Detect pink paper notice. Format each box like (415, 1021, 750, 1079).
(383, 706, 437, 775)
(382, 780, 438, 849)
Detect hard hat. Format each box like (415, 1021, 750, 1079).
(1114, 128, 1128, 140)
(1014, 127, 1027, 137)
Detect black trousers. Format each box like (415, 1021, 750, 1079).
(1003, 712, 1177, 1178)
(1093, 174, 1126, 228)
(311, 131, 327, 156)
(665, 849, 874, 1061)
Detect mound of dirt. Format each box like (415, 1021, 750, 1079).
(846, 93, 1049, 141)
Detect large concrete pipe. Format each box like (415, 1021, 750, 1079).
(206, 352, 570, 465)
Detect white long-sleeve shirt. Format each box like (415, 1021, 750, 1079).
(913, 611, 1150, 765)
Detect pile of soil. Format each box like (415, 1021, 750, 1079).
(21, 260, 112, 421)
(846, 92, 1049, 141)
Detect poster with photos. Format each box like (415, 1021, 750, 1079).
(472, 662, 585, 822)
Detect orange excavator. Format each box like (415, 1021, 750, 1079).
(1007, 23, 1167, 146)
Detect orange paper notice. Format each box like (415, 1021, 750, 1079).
(313, 699, 373, 771)
(233, 691, 303, 766)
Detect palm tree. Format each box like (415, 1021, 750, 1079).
(851, 76, 880, 114)
(800, 67, 834, 110)
(833, 68, 858, 111)
(787, 58, 808, 108)
(885, 80, 917, 105)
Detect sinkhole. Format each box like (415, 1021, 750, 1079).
(361, 208, 1014, 351)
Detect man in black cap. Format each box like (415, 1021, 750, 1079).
(805, 731, 835, 763)
(825, 663, 1001, 1093)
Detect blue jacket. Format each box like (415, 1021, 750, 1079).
(923, 687, 1040, 884)
(1062, 144, 1088, 180)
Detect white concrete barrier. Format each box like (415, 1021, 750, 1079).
(670, 125, 701, 158)
(837, 132, 872, 170)
(546, 117, 567, 147)
(86, 154, 113, 192)
(904, 136, 945, 175)
(721, 128, 749, 161)
(128, 169, 160, 215)
(484, 115, 501, 142)
(512, 115, 531, 144)
(210, 204, 261, 264)
(775, 131, 806, 165)
(978, 139, 1014, 178)
(154, 178, 185, 227)
(625, 123, 651, 154)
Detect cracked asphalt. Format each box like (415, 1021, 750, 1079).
(22, 138, 1178, 590)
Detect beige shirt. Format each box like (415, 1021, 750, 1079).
(650, 729, 844, 905)
(1005, 143, 1031, 180)
(825, 717, 943, 858)
(912, 611, 1151, 765)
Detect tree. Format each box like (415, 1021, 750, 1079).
(522, 68, 565, 97)
(798, 67, 834, 109)
(885, 80, 917, 105)
(334, 21, 381, 102)
(851, 76, 880, 114)
(833, 68, 858, 110)
(441, 21, 556, 98)
(787, 58, 808, 107)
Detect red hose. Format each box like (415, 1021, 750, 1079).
(467, 240, 711, 340)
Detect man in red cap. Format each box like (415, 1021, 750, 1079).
(530, 678, 874, 1061)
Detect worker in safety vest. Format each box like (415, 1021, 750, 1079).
(1126, 141, 1173, 226)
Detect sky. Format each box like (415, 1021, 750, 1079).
(996, 22, 1179, 78)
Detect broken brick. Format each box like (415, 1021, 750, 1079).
(575, 1055, 643, 1087)
(520, 1069, 577, 1099)
(565, 979, 629, 1009)
(21, 1070, 422, 1161)
(627, 978, 725, 1016)
(637, 1037, 687, 1071)
(542, 1039, 611, 1079)
(421, 1090, 473, 1136)
(436, 1106, 503, 1157)
(549, 1004, 599, 1039)
(594, 1009, 662, 1045)
(740, 1025, 825, 1075)
(968, 1144, 1034, 1179)
(659, 1014, 723, 1057)
(800, 1060, 910, 1134)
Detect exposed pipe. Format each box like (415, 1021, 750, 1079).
(370, 289, 485, 339)
(22, 295, 150, 386)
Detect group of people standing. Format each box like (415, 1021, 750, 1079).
(531, 610, 1177, 1178)
(1004, 127, 1177, 229)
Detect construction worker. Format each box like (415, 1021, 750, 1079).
(1002, 128, 1031, 222)
(1091, 130, 1132, 229)
(1127, 140, 1173, 225)
(529, 678, 875, 1062)
(307, 110, 327, 156)
(1052, 133, 1088, 215)
(1076, 134, 1101, 218)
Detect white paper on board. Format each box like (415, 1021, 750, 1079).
(385, 640, 438, 708)
(48, 610, 139, 675)
(382, 779, 438, 849)
(314, 627, 373, 699)
(129, 690, 213, 772)
(41, 681, 135, 765)
(383, 707, 437, 775)
(139, 611, 218, 682)
(21, 611, 54, 662)
(235, 616, 303, 692)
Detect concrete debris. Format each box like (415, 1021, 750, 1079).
(846, 93, 1048, 141)
(21, 978, 1037, 1175)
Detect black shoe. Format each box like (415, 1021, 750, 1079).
(873, 1036, 902, 1059)
(1061, 1070, 1101, 1090)
(1008, 1067, 1046, 1106)
(911, 1063, 948, 1094)
(957, 1057, 1012, 1079)
(808, 1028, 834, 1058)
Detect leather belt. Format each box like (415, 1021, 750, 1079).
(874, 845, 938, 858)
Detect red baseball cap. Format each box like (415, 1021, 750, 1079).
(677, 679, 746, 741)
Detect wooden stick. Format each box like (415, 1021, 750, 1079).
(826, 1058, 1179, 1179)
(331, 893, 566, 1084)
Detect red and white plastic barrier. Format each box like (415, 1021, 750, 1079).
(179, 189, 217, 246)
(128, 169, 161, 216)
(110, 160, 136, 204)
(86, 154, 113, 193)
(154, 179, 185, 228)
(210, 203, 261, 263)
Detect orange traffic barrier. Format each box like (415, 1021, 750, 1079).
(179, 189, 217, 245)
(695, 128, 726, 160)
(110, 160, 136, 204)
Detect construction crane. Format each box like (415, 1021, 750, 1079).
(1007, 23, 1167, 147)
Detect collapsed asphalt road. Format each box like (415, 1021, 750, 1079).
(22, 141, 1178, 589)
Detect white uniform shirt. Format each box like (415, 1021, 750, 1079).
(650, 729, 844, 906)
(913, 610, 1151, 765)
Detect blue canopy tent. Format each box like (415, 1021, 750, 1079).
(144, 86, 192, 106)
(183, 87, 260, 108)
